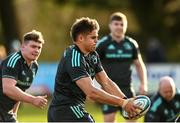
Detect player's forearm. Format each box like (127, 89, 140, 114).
(3, 85, 35, 104)
(101, 78, 126, 98)
(87, 86, 124, 107)
(136, 62, 148, 89)
(95, 71, 127, 98)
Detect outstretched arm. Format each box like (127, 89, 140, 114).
(2, 78, 47, 109)
(76, 76, 124, 106)
(76, 75, 139, 116)
(95, 70, 126, 98)
(134, 54, 148, 95)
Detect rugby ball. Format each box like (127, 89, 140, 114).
(122, 95, 151, 120)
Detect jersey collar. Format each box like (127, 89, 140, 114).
(74, 44, 84, 55)
(74, 44, 93, 57)
(109, 34, 126, 43)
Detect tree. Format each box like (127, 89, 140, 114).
(0, 0, 20, 54)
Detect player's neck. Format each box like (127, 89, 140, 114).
(75, 43, 89, 55)
(21, 52, 34, 67)
(111, 34, 124, 42)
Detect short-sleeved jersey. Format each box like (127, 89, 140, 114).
(0, 51, 38, 112)
(96, 35, 140, 87)
(51, 45, 103, 106)
(144, 89, 180, 122)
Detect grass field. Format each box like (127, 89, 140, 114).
(17, 99, 144, 122)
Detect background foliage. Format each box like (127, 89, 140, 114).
(1, 1, 179, 122)
(0, 0, 180, 61)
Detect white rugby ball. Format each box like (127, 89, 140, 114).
(122, 95, 151, 120)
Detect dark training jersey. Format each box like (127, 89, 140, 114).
(51, 45, 103, 106)
(144, 89, 180, 122)
(0, 51, 38, 112)
(96, 35, 140, 87)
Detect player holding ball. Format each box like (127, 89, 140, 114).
(47, 17, 143, 122)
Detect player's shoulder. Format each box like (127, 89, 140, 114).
(32, 60, 38, 68)
(63, 45, 77, 58)
(65, 45, 83, 58)
(125, 36, 139, 48)
(149, 94, 163, 112)
(63, 45, 84, 66)
(176, 88, 180, 96)
(174, 89, 180, 104)
(63, 45, 73, 56)
(3, 51, 22, 68)
(97, 35, 110, 47)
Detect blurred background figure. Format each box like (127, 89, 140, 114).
(145, 37, 167, 63)
(10, 39, 21, 53)
(48, 17, 139, 122)
(144, 76, 180, 122)
(96, 12, 148, 123)
(0, 0, 180, 122)
(0, 30, 47, 122)
(0, 45, 7, 63)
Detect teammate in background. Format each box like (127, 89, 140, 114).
(48, 17, 140, 122)
(144, 76, 180, 122)
(96, 12, 148, 122)
(0, 45, 7, 63)
(0, 30, 47, 122)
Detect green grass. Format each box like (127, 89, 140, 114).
(17, 99, 144, 122)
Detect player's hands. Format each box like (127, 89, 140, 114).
(32, 95, 48, 109)
(122, 98, 142, 118)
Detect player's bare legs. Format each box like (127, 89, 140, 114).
(104, 112, 116, 122)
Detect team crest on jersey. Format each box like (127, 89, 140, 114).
(107, 44, 116, 50)
(123, 42, 132, 50)
(91, 55, 98, 64)
(22, 70, 26, 76)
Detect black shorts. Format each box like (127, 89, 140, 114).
(0, 111, 16, 122)
(48, 104, 95, 122)
(101, 87, 135, 114)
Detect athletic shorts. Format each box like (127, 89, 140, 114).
(0, 111, 17, 122)
(48, 104, 95, 122)
(101, 87, 135, 114)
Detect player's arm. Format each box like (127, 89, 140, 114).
(95, 70, 126, 98)
(12, 101, 20, 117)
(76, 76, 139, 116)
(133, 54, 148, 95)
(76, 77, 123, 106)
(2, 78, 47, 109)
